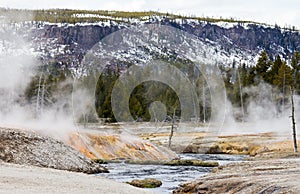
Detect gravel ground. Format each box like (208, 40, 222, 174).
(0, 161, 153, 194)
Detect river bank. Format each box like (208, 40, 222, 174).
(173, 158, 300, 193)
(0, 161, 153, 194)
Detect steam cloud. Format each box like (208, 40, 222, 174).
(0, 13, 75, 140)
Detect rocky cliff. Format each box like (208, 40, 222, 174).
(29, 20, 300, 70)
(2, 12, 300, 76)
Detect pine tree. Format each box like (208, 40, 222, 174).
(269, 55, 283, 84)
(291, 51, 300, 70)
(291, 51, 300, 93)
(255, 50, 273, 83)
(273, 62, 293, 89)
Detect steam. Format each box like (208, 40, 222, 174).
(220, 81, 299, 141)
(0, 12, 75, 140)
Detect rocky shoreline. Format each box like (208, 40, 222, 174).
(173, 158, 300, 193)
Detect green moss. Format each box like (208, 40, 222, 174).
(164, 159, 219, 167)
(123, 159, 219, 167)
(92, 158, 107, 164)
(126, 178, 162, 188)
(125, 160, 164, 165)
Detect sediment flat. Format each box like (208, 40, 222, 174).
(0, 161, 153, 194)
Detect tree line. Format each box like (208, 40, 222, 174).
(24, 50, 300, 123)
(93, 50, 300, 122)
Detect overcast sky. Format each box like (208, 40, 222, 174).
(1, 0, 299, 28)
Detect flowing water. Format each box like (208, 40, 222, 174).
(98, 154, 246, 194)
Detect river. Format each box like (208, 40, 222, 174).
(98, 154, 246, 194)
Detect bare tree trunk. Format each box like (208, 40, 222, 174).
(291, 88, 298, 152)
(168, 109, 176, 149)
(237, 68, 245, 122)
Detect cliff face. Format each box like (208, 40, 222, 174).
(32, 21, 300, 54)
(2, 17, 300, 74)
(32, 24, 120, 50)
(185, 23, 300, 54)
(26, 24, 120, 72)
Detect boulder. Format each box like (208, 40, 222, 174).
(127, 178, 162, 188)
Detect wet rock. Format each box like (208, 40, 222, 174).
(92, 158, 107, 164)
(127, 178, 162, 188)
(0, 127, 108, 174)
(164, 159, 219, 167)
(173, 159, 300, 193)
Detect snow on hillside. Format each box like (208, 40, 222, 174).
(1, 15, 299, 77)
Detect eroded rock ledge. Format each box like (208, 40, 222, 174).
(173, 159, 300, 194)
(0, 127, 108, 174)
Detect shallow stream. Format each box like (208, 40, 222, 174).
(99, 154, 246, 194)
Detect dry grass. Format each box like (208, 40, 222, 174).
(0, 7, 265, 26)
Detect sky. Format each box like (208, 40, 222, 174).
(0, 0, 299, 28)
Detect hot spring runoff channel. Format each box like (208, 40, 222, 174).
(98, 154, 246, 194)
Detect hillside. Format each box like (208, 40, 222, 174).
(1, 8, 300, 74)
